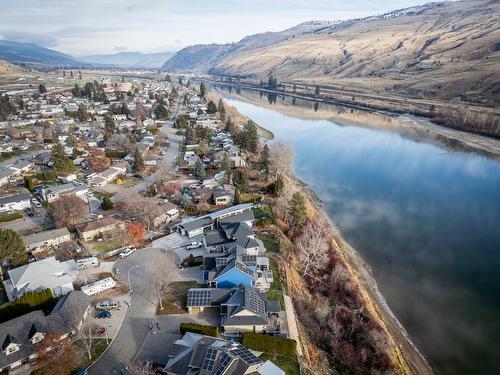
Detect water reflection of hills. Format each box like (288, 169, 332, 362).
(213, 84, 500, 160)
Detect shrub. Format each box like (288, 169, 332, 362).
(0, 289, 55, 323)
(0, 212, 23, 223)
(179, 323, 218, 337)
(242, 332, 296, 357)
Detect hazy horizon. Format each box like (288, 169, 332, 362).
(1, 0, 436, 56)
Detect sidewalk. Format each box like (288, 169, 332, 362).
(284, 295, 302, 355)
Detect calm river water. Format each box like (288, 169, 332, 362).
(220, 88, 500, 375)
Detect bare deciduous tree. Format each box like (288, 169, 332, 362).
(107, 133, 133, 153)
(127, 360, 155, 375)
(269, 141, 294, 179)
(120, 194, 161, 230)
(295, 220, 330, 281)
(52, 195, 88, 228)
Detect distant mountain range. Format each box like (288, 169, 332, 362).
(161, 0, 500, 105)
(80, 51, 174, 69)
(0, 40, 80, 66)
(0, 40, 173, 69)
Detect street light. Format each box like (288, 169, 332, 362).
(127, 265, 142, 294)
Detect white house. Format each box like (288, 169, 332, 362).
(3, 257, 78, 301)
(0, 193, 31, 213)
(22, 228, 71, 256)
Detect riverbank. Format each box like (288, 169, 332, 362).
(214, 92, 433, 374)
(213, 84, 500, 160)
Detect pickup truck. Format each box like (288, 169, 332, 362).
(186, 242, 202, 250)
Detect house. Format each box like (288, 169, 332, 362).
(22, 228, 71, 256)
(180, 151, 200, 169)
(163, 332, 284, 375)
(40, 182, 88, 203)
(3, 257, 78, 301)
(74, 217, 125, 241)
(0, 193, 31, 213)
(0, 291, 90, 372)
(152, 202, 180, 227)
(187, 285, 280, 334)
(176, 204, 254, 238)
(212, 185, 234, 206)
(85, 162, 127, 188)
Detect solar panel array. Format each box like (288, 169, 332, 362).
(216, 257, 230, 267)
(213, 352, 233, 375)
(202, 347, 218, 371)
(241, 255, 257, 265)
(245, 288, 266, 316)
(186, 289, 212, 307)
(229, 345, 261, 365)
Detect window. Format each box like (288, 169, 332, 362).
(6, 345, 19, 355)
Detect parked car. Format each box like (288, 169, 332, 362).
(119, 247, 135, 258)
(186, 241, 202, 250)
(24, 207, 34, 217)
(92, 326, 106, 336)
(96, 300, 120, 311)
(73, 368, 88, 375)
(95, 310, 111, 319)
(31, 198, 42, 208)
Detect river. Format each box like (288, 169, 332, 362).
(217, 87, 500, 375)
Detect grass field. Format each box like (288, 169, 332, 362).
(157, 280, 204, 315)
(257, 233, 279, 253)
(75, 339, 109, 369)
(259, 353, 300, 375)
(0, 212, 23, 223)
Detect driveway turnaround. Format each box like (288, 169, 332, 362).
(88, 248, 181, 374)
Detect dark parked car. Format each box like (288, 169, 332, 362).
(24, 207, 34, 217)
(95, 310, 111, 319)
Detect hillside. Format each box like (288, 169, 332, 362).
(81, 51, 174, 69)
(162, 0, 500, 106)
(0, 40, 80, 66)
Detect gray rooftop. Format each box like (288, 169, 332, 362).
(22, 227, 70, 247)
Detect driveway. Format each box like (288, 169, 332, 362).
(88, 246, 201, 374)
(136, 313, 220, 366)
(152, 232, 205, 263)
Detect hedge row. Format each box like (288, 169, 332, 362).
(179, 323, 218, 337)
(242, 332, 296, 357)
(0, 212, 23, 223)
(0, 289, 55, 323)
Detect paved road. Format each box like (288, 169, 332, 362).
(113, 96, 183, 203)
(88, 246, 201, 374)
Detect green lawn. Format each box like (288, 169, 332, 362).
(268, 258, 285, 307)
(257, 234, 279, 253)
(75, 339, 109, 369)
(259, 353, 300, 375)
(252, 205, 274, 223)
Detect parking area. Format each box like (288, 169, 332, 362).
(136, 312, 220, 365)
(88, 293, 131, 339)
(152, 232, 205, 263)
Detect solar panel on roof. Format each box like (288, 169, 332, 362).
(187, 289, 213, 307)
(214, 352, 233, 375)
(202, 347, 218, 371)
(229, 345, 261, 365)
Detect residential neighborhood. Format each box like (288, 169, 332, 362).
(0, 74, 298, 374)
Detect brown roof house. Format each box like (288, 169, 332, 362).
(74, 217, 125, 241)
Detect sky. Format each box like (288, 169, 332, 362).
(0, 0, 436, 56)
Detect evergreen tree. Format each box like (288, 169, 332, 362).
(51, 144, 75, 172)
(24, 177, 34, 191)
(260, 144, 269, 174)
(104, 114, 116, 133)
(133, 147, 144, 171)
(267, 175, 284, 196)
(199, 82, 207, 98)
(315, 85, 320, 96)
(70, 71, 74, 79)
(0, 229, 27, 267)
(293, 83, 297, 92)
(233, 169, 248, 193)
(166, 74, 172, 83)
(101, 194, 114, 210)
(38, 84, 47, 94)
(288, 192, 306, 227)
(234, 188, 241, 205)
(194, 159, 206, 179)
(207, 100, 217, 114)
(178, 76, 183, 85)
(236, 120, 259, 153)
(217, 99, 226, 119)
(221, 152, 231, 172)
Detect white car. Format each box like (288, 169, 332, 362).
(119, 247, 136, 258)
(186, 242, 202, 250)
(31, 198, 42, 208)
